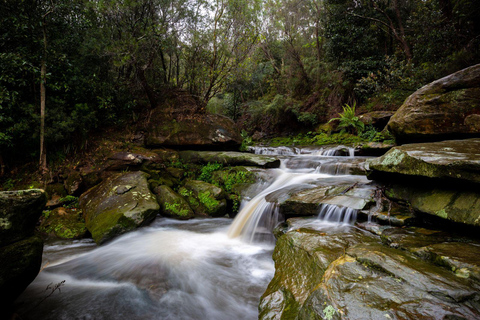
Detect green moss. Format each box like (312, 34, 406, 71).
(198, 191, 220, 212)
(164, 201, 190, 217)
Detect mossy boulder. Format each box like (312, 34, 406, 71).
(181, 180, 227, 217)
(0, 189, 46, 315)
(387, 64, 480, 143)
(0, 189, 47, 246)
(367, 138, 480, 184)
(39, 207, 88, 239)
(385, 183, 480, 227)
(145, 112, 241, 149)
(0, 236, 43, 312)
(79, 171, 159, 244)
(178, 150, 280, 168)
(260, 218, 480, 320)
(154, 185, 194, 220)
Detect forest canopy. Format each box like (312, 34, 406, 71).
(1, 0, 479, 170)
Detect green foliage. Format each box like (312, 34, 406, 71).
(240, 130, 253, 151)
(164, 202, 190, 217)
(328, 103, 364, 135)
(198, 191, 220, 212)
(199, 163, 223, 184)
(222, 171, 254, 193)
(58, 195, 79, 209)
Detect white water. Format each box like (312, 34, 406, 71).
(16, 219, 275, 320)
(16, 145, 367, 320)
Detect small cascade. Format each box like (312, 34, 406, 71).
(316, 145, 355, 157)
(317, 203, 358, 224)
(248, 146, 300, 155)
(228, 171, 325, 242)
(314, 162, 353, 175)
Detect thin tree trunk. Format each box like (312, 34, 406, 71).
(39, 14, 49, 174)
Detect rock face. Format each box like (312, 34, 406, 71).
(367, 138, 480, 184)
(178, 151, 280, 168)
(386, 183, 480, 227)
(0, 189, 46, 312)
(79, 171, 159, 244)
(259, 218, 480, 320)
(359, 111, 394, 130)
(145, 111, 242, 149)
(387, 64, 480, 143)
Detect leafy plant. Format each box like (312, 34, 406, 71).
(328, 102, 364, 135)
(199, 163, 223, 184)
(59, 195, 79, 208)
(240, 130, 253, 151)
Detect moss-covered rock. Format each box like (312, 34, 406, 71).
(145, 112, 241, 149)
(178, 150, 280, 168)
(387, 64, 480, 143)
(182, 180, 227, 217)
(79, 171, 159, 244)
(154, 185, 194, 220)
(39, 207, 88, 239)
(0, 189, 47, 246)
(385, 183, 480, 227)
(260, 218, 480, 320)
(0, 235, 43, 312)
(367, 138, 480, 184)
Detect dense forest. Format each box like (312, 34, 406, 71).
(1, 0, 479, 175)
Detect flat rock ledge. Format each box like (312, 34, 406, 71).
(178, 151, 280, 168)
(367, 138, 480, 184)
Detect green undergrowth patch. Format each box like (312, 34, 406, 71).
(262, 130, 394, 147)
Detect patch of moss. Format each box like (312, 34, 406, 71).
(164, 202, 191, 217)
(198, 191, 220, 212)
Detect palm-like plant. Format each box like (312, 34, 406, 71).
(328, 102, 364, 135)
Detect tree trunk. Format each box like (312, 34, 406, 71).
(39, 17, 48, 174)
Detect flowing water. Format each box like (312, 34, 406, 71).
(16, 145, 368, 320)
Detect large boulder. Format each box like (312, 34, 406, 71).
(367, 139, 480, 184)
(260, 218, 480, 320)
(145, 111, 242, 150)
(79, 171, 159, 244)
(0, 189, 47, 246)
(0, 189, 46, 313)
(387, 64, 480, 143)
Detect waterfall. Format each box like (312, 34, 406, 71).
(317, 203, 358, 224)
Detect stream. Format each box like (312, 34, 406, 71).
(16, 145, 369, 319)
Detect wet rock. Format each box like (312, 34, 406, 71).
(266, 178, 376, 218)
(145, 112, 242, 149)
(387, 64, 480, 143)
(385, 183, 480, 227)
(181, 180, 227, 217)
(355, 141, 395, 156)
(104, 151, 154, 171)
(259, 219, 378, 319)
(178, 150, 280, 168)
(0, 236, 43, 311)
(79, 171, 159, 244)
(0, 189, 47, 245)
(367, 138, 480, 184)
(0, 189, 46, 314)
(359, 111, 394, 130)
(154, 185, 194, 220)
(39, 207, 88, 239)
(260, 219, 480, 320)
